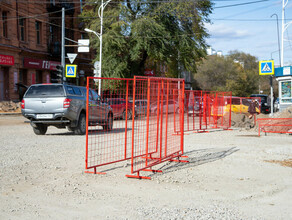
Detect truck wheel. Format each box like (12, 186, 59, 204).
(33, 124, 47, 135)
(74, 113, 86, 135)
(103, 114, 113, 131)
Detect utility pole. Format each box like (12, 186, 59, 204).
(84, 0, 112, 95)
(281, 0, 285, 67)
(281, 0, 292, 67)
(61, 7, 66, 83)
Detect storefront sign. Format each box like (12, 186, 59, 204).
(275, 66, 292, 77)
(23, 58, 61, 71)
(0, 54, 14, 66)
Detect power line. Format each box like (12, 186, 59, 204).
(214, 0, 270, 9)
(216, 1, 279, 19)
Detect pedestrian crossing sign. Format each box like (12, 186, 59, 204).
(66, 64, 77, 78)
(259, 60, 274, 75)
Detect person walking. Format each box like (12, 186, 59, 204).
(248, 99, 259, 119)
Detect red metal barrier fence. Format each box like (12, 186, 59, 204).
(257, 118, 292, 136)
(85, 76, 186, 179)
(126, 76, 185, 179)
(85, 78, 134, 173)
(182, 91, 232, 132)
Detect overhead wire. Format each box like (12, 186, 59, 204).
(0, 0, 287, 39)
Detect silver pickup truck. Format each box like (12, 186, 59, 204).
(21, 83, 113, 135)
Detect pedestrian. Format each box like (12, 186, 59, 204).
(248, 99, 259, 119)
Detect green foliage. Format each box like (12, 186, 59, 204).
(194, 52, 261, 96)
(80, 0, 213, 78)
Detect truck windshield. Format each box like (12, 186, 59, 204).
(25, 85, 65, 98)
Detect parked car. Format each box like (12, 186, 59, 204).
(21, 83, 113, 135)
(150, 100, 181, 114)
(130, 99, 148, 116)
(106, 98, 135, 120)
(227, 97, 260, 114)
(250, 94, 270, 114)
(187, 96, 202, 116)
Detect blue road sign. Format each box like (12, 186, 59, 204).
(259, 60, 274, 75)
(66, 64, 77, 78)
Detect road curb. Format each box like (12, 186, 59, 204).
(0, 113, 22, 116)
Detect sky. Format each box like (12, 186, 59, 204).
(206, 0, 292, 67)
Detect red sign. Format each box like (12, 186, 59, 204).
(23, 58, 61, 70)
(144, 69, 154, 76)
(0, 54, 14, 66)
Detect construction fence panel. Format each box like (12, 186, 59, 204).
(85, 77, 134, 171)
(209, 91, 232, 129)
(130, 76, 185, 174)
(257, 118, 292, 136)
(184, 90, 204, 132)
(181, 91, 233, 132)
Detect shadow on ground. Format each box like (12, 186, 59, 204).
(153, 147, 239, 175)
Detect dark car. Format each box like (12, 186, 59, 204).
(106, 98, 134, 120)
(250, 94, 270, 114)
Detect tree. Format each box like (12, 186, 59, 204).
(80, 0, 213, 78)
(194, 52, 260, 96)
(227, 50, 276, 95)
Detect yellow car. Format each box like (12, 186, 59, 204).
(226, 97, 260, 114)
(211, 97, 260, 116)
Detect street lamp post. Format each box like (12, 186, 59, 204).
(85, 0, 112, 95)
(271, 13, 281, 67)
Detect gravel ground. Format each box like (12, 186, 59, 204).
(0, 114, 291, 220)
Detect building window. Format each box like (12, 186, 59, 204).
(2, 11, 8, 38)
(19, 17, 26, 41)
(35, 21, 42, 44)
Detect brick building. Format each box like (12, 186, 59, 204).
(0, 0, 93, 101)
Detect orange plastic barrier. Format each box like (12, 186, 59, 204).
(257, 118, 292, 136)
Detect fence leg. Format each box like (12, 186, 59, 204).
(84, 167, 106, 175)
(126, 171, 151, 180)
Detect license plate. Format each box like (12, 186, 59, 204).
(36, 114, 53, 119)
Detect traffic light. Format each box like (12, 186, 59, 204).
(56, 65, 63, 78)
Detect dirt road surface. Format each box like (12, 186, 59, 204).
(0, 115, 291, 219)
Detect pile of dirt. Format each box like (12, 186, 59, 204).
(258, 106, 292, 133)
(229, 112, 258, 130)
(273, 105, 292, 118)
(229, 105, 292, 132)
(0, 101, 21, 113)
